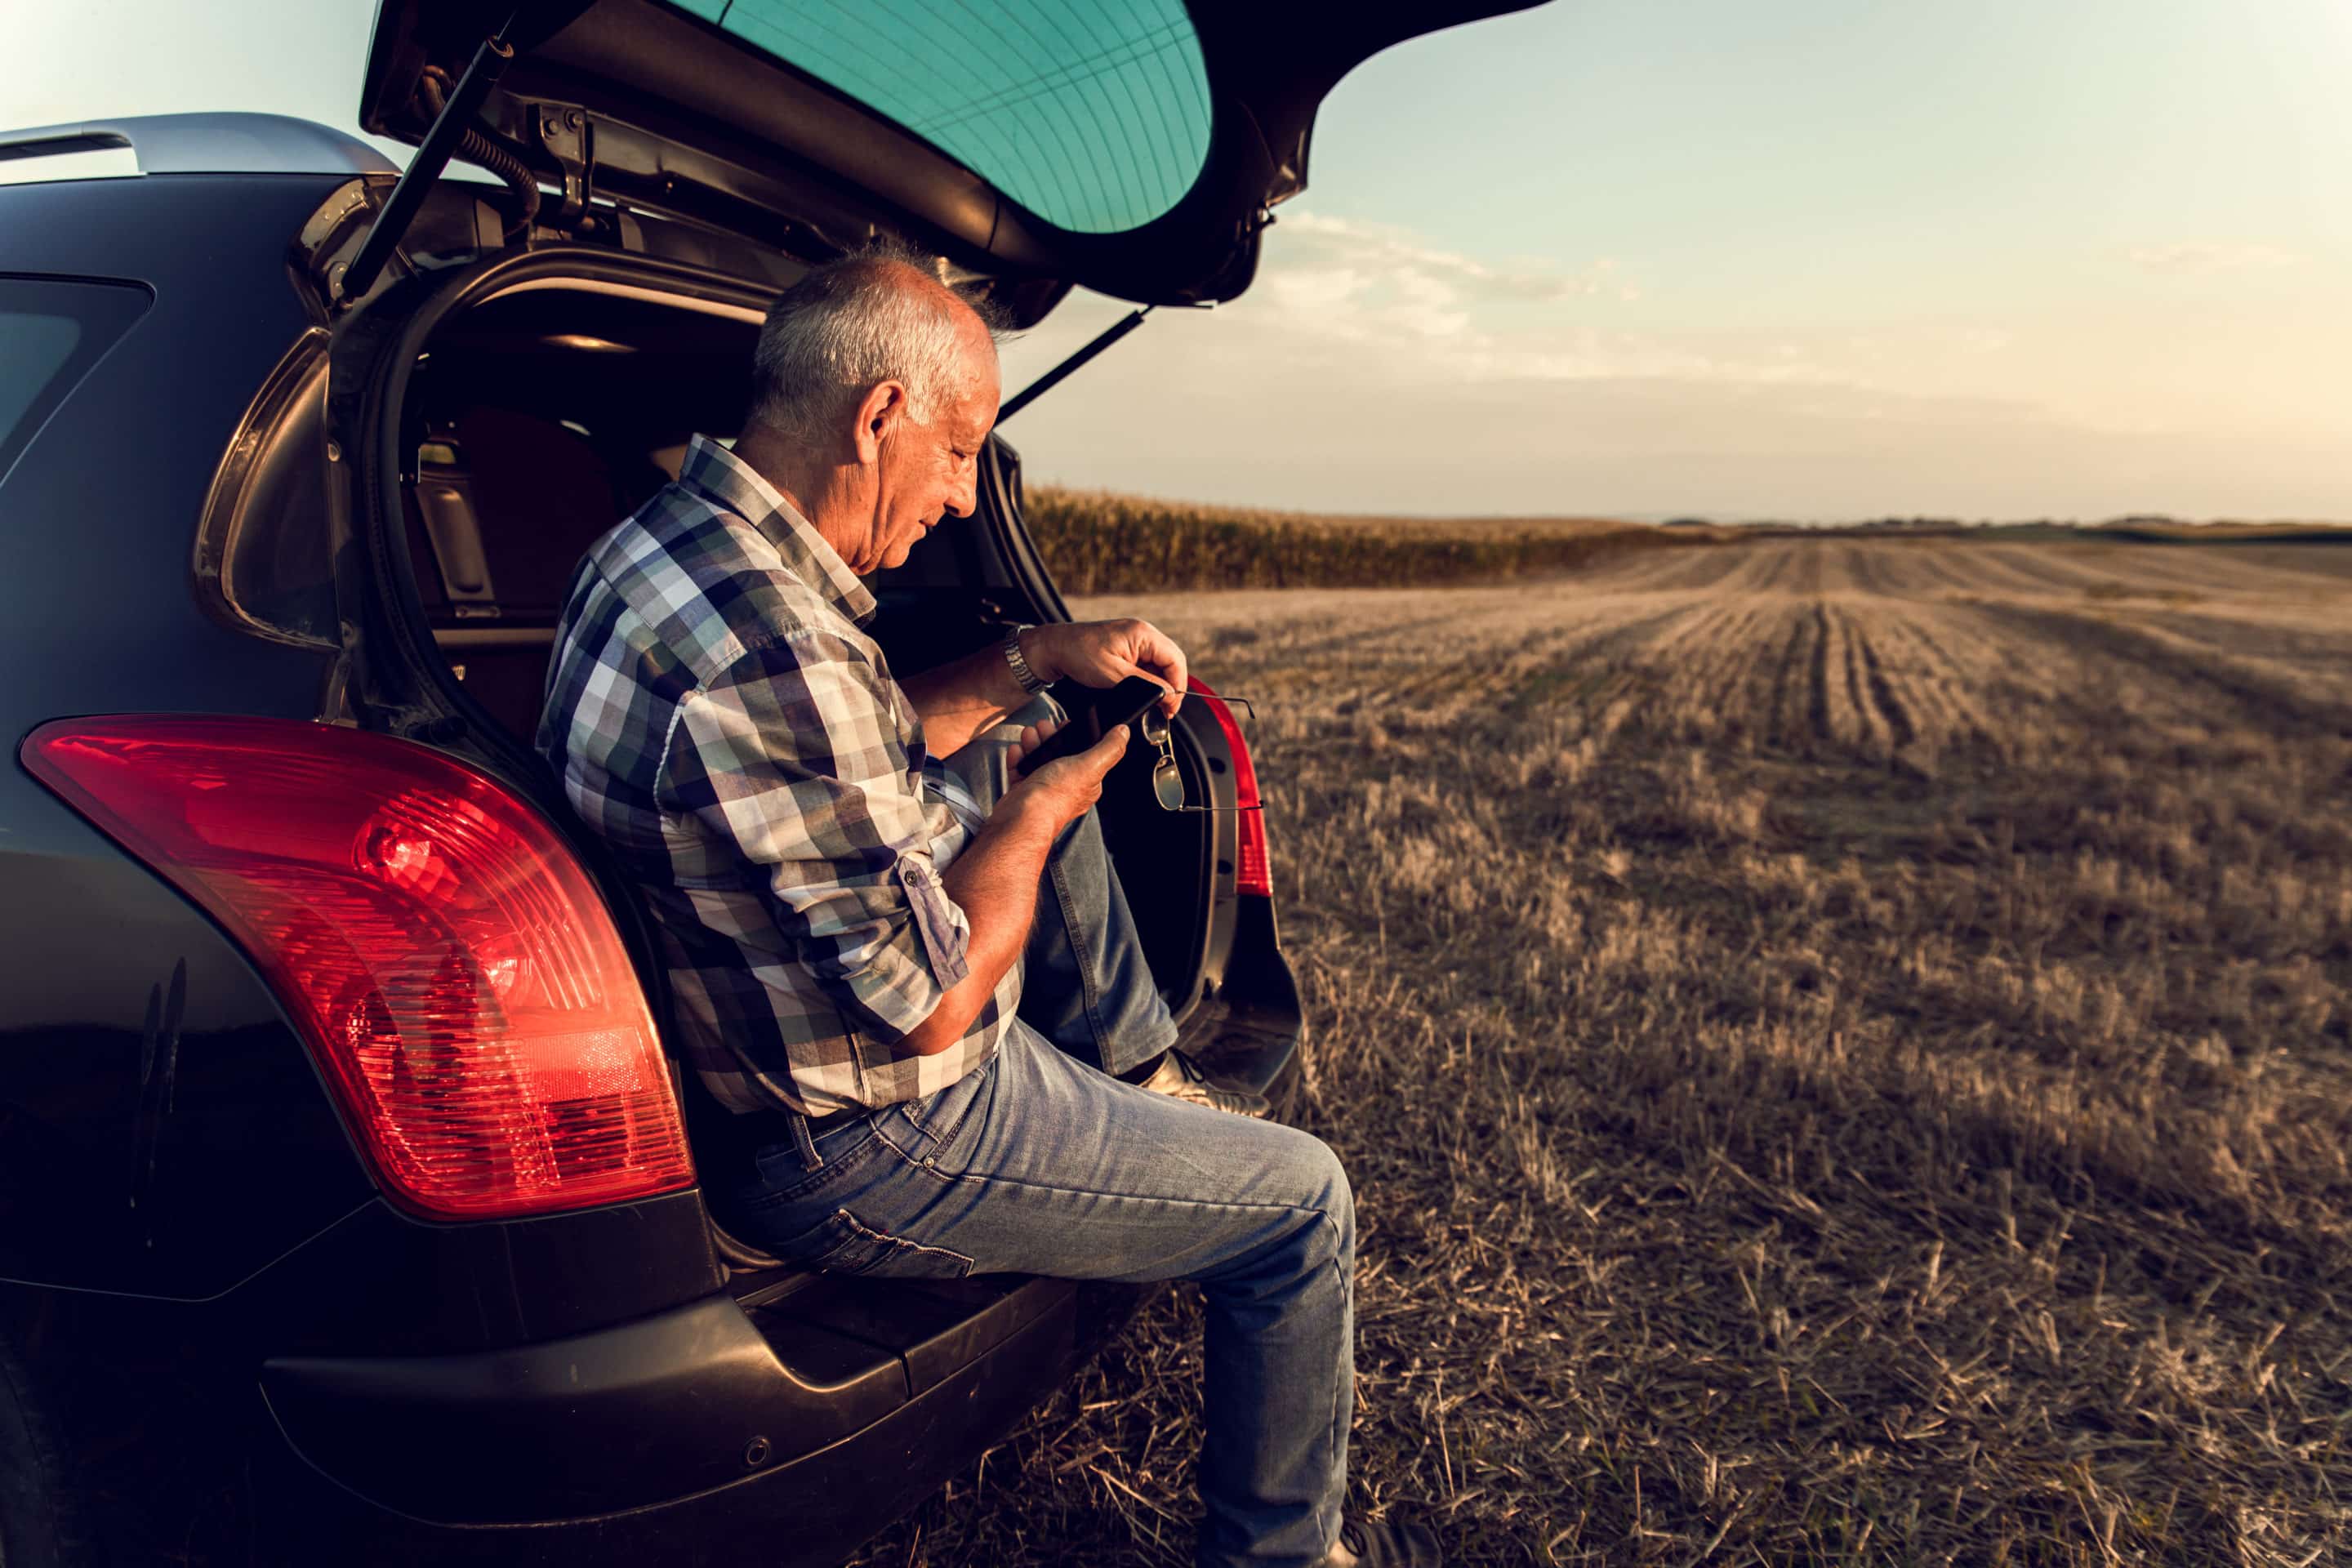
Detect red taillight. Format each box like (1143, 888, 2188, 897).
(1187, 675, 1272, 897)
(24, 716, 694, 1221)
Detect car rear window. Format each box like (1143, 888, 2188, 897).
(0, 277, 150, 488)
(667, 0, 1212, 236)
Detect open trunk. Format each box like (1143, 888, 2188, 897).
(345, 249, 1241, 1030)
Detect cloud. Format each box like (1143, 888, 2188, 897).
(1255, 210, 1622, 352)
(1277, 212, 1624, 305)
(998, 216, 2352, 521)
(1013, 339, 2352, 520)
(2127, 242, 2306, 275)
(1253, 209, 1858, 388)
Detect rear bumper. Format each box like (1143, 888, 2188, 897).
(259, 1277, 1134, 1566)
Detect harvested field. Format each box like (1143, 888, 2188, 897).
(854, 537, 2352, 1566)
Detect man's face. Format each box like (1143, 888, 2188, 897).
(853, 333, 1000, 575)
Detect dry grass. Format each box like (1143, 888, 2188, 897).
(1022, 484, 1686, 594)
(2092, 523, 2352, 544)
(852, 537, 2352, 1566)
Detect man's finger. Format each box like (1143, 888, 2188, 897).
(1125, 621, 1187, 716)
(1078, 724, 1129, 777)
(1010, 716, 1058, 763)
(1114, 656, 1179, 715)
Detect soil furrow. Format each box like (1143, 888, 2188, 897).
(1851, 619, 1920, 749)
(1806, 602, 1833, 742)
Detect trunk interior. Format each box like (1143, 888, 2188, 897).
(382, 275, 1223, 1028)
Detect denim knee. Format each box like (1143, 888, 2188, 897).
(1320, 1142, 1356, 1263)
(1277, 1131, 1355, 1269)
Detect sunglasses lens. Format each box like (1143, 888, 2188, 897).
(1140, 708, 1169, 746)
(1154, 758, 1185, 810)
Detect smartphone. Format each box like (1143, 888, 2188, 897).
(1014, 676, 1169, 777)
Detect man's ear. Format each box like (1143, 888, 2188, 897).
(851, 380, 910, 465)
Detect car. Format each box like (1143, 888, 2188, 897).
(0, 2, 1533, 1561)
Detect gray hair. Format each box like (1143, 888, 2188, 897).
(749, 242, 1003, 444)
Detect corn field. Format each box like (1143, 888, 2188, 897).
(1021, 484, 1704, 595)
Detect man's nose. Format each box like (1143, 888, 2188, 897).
(944, 475, 978, 518)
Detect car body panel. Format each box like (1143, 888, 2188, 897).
(0, 175, 341, 719)
(0, 840, 372, 1298)
(0, 175, 373, 1302)
(261, 1275, 1072, 1524)
(253, 1285, 1148, 1567)
(0, 112, 399, 179)
(0, 173, 734, 1332)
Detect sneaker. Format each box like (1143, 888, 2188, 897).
(1128, 1048, 1270, 1118)
(1310, 1514, 1445, 1567)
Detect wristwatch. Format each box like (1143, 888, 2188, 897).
(1002, 623, 1049, 697)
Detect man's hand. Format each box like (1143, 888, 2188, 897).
(999, 717, 1129, 835)
(902, 617, 1186, 762)
(1025, 620, 1188, 719)
(900, 717, 1124, 1061)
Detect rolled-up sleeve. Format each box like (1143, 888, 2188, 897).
(663, 627, 969, 1042)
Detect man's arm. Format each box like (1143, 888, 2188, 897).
(667, 628, 1127, 1058)
(669, 629, 988, 1046)
(896, 722, 1120, 1054)
(900, 619, 1192, 759)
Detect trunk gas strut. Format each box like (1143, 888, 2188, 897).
(338, 10, 524, 304)
(998, 305, 1155, 424)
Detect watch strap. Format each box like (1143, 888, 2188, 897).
(1002, 624, 1049, 696)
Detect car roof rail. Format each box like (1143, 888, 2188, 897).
(0, 114, 398, 186)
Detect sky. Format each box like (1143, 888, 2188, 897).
(7, 0, 2348, 521)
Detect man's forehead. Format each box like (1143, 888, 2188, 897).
(954, 337, 1001, 437)
(953, 387, 999, 443)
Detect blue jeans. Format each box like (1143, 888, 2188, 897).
(717, 1024, 1354, 1566)
(712, 700, 1355, 1566)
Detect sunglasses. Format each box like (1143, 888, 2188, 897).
(1140, 693, 1263, 814)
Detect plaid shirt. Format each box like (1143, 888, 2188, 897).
(537, 436, 1018, 1117)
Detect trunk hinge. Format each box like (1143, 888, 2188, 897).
(337, 11, 525, 303)
(528, 103, 599, 234)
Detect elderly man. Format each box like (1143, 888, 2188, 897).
(538, 247, 1440, 1568)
